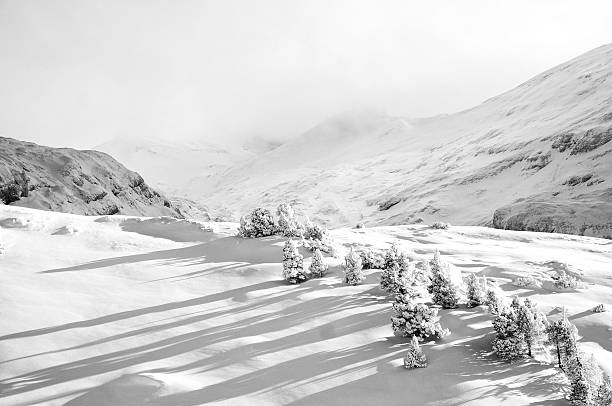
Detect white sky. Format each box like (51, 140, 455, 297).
(1, 0, 611, 148)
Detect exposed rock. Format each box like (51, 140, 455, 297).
(492, 189, 612, 238)
(0, 137, 181, 217)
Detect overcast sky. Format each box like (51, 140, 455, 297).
(1, 0, 611, 149)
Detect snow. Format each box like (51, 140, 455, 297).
(2, 206, 611, 405)
(95, 45, 612, 236)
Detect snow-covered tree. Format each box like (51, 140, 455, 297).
(466, 273, 485, 308)
(302, 217, 333, 253)
(595, 374, 612, 406)
(492, 309, 527, 360)
(428, 250, 459, 309)
(403, 335, 427, 369)
(343, 247, 365, 285)
(545, 311, 579, 371)
(391, 293, 449, 340)
(515, 298, 546, 357)
(309, 248, 328, 278)
(485, 281, 506, 315)
(359, 248, 385, 270)
(303, 217, 326, 241)
(383, 243, 410, 273)
(282, 239, 307, 284)
(276, 202, 302, 237)
(380, 263, 414, 296)
(238, 208, 276, 237)
(568, 358, 592, 406)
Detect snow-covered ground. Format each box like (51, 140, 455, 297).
(1, 206, 611, 405)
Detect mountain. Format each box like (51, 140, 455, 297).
(95, 136, 275, 199)
(0, 137, 180, 217)
(190, 45, 612, 238)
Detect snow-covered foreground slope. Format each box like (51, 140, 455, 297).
(174, 45, 611, 237)
(1, 206, 611, 405)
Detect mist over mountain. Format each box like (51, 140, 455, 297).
(101, 45, 612, 238)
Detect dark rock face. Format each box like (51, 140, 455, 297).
(551, 126, 612, 155)
(492, 189, 612, 239)
(0, 137, 181, 217)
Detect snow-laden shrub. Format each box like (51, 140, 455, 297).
(359, 248, 385, 270)
(492, 309, 527, 360)
(428, 250, 459, 308)
(0, 183, 21, 204)
(553, 269, 580, 290)
(431, 221, 450, 230)
(343, 247, 365, 285)
(513, 275, 543, 288)
(303, 217, 327, 241)
(282, 239, 307, 284)
(592, 304, 606, 313)
(309, 248, 328, 278)
(302, 217, 333, 254)
(391, 293, 449, 340)
(466, 273, 486, 308)
(237, 208, 276, 238)
(403, 336, 427, 369)
(276, 202, 302, 237)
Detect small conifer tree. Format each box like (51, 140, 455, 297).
(492, 308, 527, 360)
(545, 311, 578, 371)
(466, 273, 485, 308)
(428, 250, 459, 308)
(276, 202, 302, 237)
(515, 298, 546, 357)
(343, 247, 365, 285)
(403, 335, 428, 369)
(595, 374, 612, 406)
(485, 281, 506, 315)
(282, 239, 307, 284)
(391, 293, 449, 340)
(309, 248, 328, 278)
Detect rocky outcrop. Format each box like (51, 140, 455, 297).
(0, 137, 181, 217)
(492, 189, 612, 239)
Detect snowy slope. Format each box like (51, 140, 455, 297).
(0, 137, 180, 217)
(96, 136, 277, 199)
(181, 45, 612, 237)
(1, 206, 611, 405)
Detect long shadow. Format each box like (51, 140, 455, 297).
(0, 278, 388, 398)
(41, 235, 288, 274)
(0, 280, 286, 341)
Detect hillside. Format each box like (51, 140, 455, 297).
(1, 206, 611, 405)
(169, 45, 612, 237)
(96, 136, 279, 200)
(0, 137, 180, 217)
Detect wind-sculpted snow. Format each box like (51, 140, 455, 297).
(0, 137, 179, 217)
(1, 206, 611, 405)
